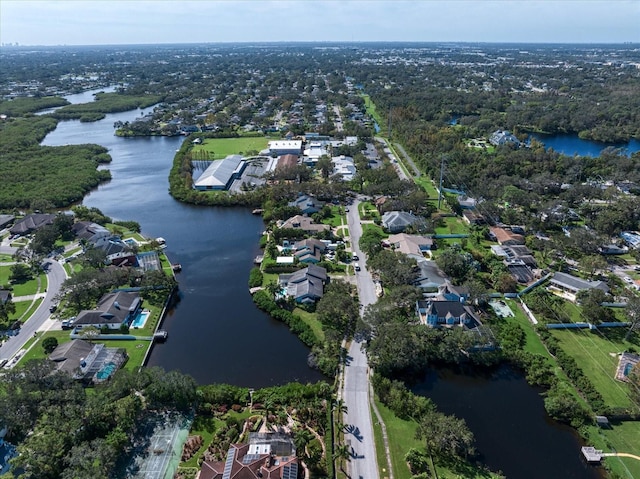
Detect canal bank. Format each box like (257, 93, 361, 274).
(41, 108, 324, 388)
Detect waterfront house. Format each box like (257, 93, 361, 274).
(416, 299, 478, 327)
(73, 291, 142, 330)
(489, 129, 520, 147)
(72, 221, 111, 247)
(193, 155, 246, 191)
(288, 194, 324, 215)
(279, 265, 327, 304)
(293, 238, 326, 264)
(279, 215, 329, 234)
(199, 432, 297, 479)
(48, 339, 127, 383)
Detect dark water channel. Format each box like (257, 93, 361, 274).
(41, 108, 324, 387)
(413, 364, 605, 479)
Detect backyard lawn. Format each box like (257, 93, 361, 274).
(587, 422, 640, 479)
(293, 307, 325, 343)
(192, 136, 271, 159)
(434, 216, 469, 236)
(551, 327, 639, 412)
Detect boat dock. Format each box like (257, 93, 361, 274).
(581, 447, 603, 463)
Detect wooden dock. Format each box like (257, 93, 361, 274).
(581, 446, 604, 463)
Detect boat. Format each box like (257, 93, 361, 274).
(171, 263, 182, 272)
(252, 208, 264, 215)
(254, 255, 263, 264)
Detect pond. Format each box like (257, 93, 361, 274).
(530, 133, 640, 158)
(412, 364, 605, 479)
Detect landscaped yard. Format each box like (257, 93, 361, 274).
(192, 136, 271, 159)
(434, 216, 469, 236)
(358, 201, 380, 221)
(551, 327, 639, 412)
(322, 206, 347, 228)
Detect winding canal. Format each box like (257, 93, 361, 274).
(40, 97, 607, 478)
(42, 104, 324, 388)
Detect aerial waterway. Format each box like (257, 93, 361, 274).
(41, 107, 324, 387)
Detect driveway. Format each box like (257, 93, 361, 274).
(0, 259, 67, 365)
(341, 198, 380, 479)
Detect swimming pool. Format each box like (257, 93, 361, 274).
(130, 311, 150, 329)
(624, 362, 634, 377)
(96, 362, 117, 381)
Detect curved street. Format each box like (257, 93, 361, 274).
(0, 258, 67, 366)
(340, 198, 381, 479)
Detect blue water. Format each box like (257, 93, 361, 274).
(131, 311, 149, 329)
(624, 363, 634, 376)
(96, 362, 117, 380)
(531, 133, 640, 158)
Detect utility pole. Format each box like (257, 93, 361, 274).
(438, 155, 445, 210)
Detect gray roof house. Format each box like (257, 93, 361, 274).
(416, 299, 478, 327)
(293, 238, 326, 264)
(9, 213, 56, 235)
(489, 129, 520, 147)
(0, 214, 15, 229)
(288, 195, 325, 215)
(280, 215, 330, 234)
(74, 291, 142, 330)
(193, 155, 246, 191)
(381, 211, 421, 233)
(72, 221, 111, 245)
(279, 265, 328, 304)
(49, 339, 127, 383)
(548, 272, 609, 301)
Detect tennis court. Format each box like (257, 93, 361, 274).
(121, 412, 190, 479)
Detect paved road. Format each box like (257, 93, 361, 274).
(375, 137, 409, 182)
(342, 199, 380, 479)
(0, 259, 66, 364)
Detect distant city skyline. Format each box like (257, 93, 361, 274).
(1, 0, 639, 46)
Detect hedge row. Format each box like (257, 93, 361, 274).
(537, 327, 606, 413)
(252, 290, 319, 348)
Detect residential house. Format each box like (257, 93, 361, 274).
(0, 214, 14, 230)
(199, 433, 297, 479)
(598, 244, 629, 255)
(72, 221, 111, 247)
(413, 259, 447, 292)
(331, 155, 356, 181)
(489, 226, 525, 246)
(73, 291, 142, 330)
(416, 299, 478, 327)
(489, 129, 520, 147)
(293, 238, 326, 264)
(462, 210, 486, 225)
(548, 272, 609, 301)
(381, 211, 421, 233)
(48, 339, 127, 383)
(279, 215, 329, 234)
(386, 233, 434, 256)
(194, 155, 247, 191)
(288, 195, 324, 215)
(279, 265, 328, 304)
(9, 213, 56, 235)
(457, 196, 477, 209)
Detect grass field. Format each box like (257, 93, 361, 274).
(360, 94, 384, 129)
(9, 273, 44, 297)
(358, 202, 380, 221)
(434, 216, 469, 236)
(293, 307, 325, 343)
(192, 137, 271, 159)
(11, 298, 43, 322)
(503, 299, 553, 358)
(361, 223, 387, 239)
(322, 206, 347, 228)
(551, 327, 639, 412)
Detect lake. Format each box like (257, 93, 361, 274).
(41, 109, 325, 388)
(531, 133, 640, 158)
(413, 364, 605, 479)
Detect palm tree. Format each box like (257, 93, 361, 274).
(333, 443, 351, 478)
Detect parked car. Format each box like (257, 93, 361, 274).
(354, 262, 361, 272)
(49, 304, 58, 313)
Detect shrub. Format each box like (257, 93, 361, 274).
(248, 267, 263, 288)
(42, 336, 59, 354)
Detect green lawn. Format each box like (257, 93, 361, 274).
(361, 223, 387, 239)
(322, 206, 347, 228)
(100, 339, 150, 370)
(551, 327, 639, 412)
(192, 137, 271, 159)
(373, 399, 499, 479)
(9, 273, 45, 297)
(358, 202, 380, 221)
(586, 422, 640, 479)
(434, 216, 469, 236)
(503, 299, 553, 358)
(18, 330, 73, 364)
(12, 298, 43, 322)
(293, 307, 325, 342)
(413, 176, 441, 201)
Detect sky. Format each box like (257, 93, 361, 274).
(1, 0, 639, 46)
